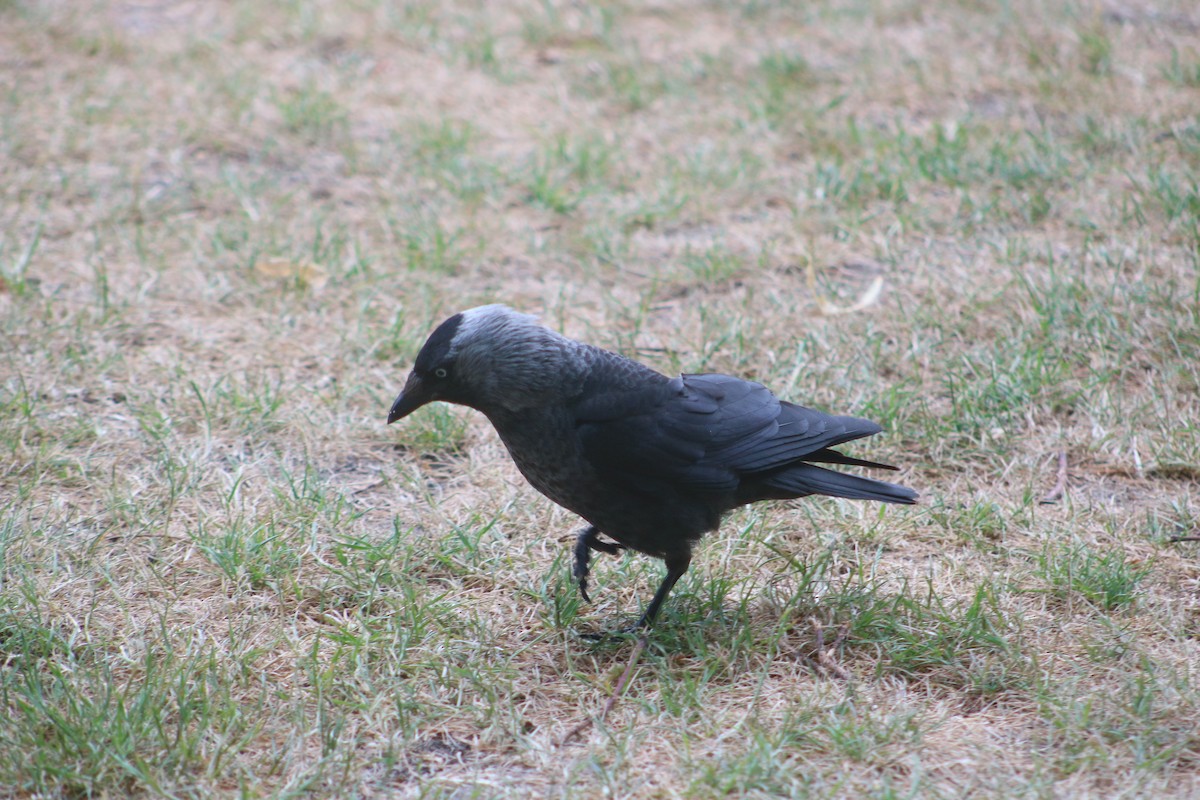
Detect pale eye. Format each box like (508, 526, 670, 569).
(434, 367, 448, 379)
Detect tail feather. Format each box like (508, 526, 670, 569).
(765, 463, 918, 505)
(805, 447, 900, 471)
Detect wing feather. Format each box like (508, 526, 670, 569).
(574, 372, 890, 493)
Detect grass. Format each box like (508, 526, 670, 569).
(1, 0, 1199, 796)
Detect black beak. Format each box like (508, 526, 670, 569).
(387, 372, 434, 424)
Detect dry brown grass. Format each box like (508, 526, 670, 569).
(2, 0, 1199, 797)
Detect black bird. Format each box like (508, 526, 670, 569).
(388, 305, 917, 629)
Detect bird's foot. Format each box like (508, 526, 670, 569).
(573, 526, 625, 604)
(589, 538, 625, 556)
(577, 624, 644, 644)
(572, 528, 595, 602)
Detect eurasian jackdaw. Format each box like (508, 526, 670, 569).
(388, 305, 917, 629)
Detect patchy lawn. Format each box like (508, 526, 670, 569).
(1, 0, 1198, 796)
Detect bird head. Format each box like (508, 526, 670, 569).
(387, 304, 580, 424)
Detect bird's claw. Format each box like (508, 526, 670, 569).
(573, 526, 624, 604)
(590, 539, 625, 556)
(578, 625, 643, 643)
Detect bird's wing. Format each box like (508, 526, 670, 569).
(709, 395, 884, 470)
(574, 373, 883, 492)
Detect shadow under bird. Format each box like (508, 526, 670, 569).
(387, 305, 917, 629)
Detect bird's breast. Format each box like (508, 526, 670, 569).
(488, 409, 591, 506)
(486, 407, 718, 560)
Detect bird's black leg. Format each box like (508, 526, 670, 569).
(635, 555, 691, 629)
(573, 526, 625, 604)
(573, 526, 597, 603)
